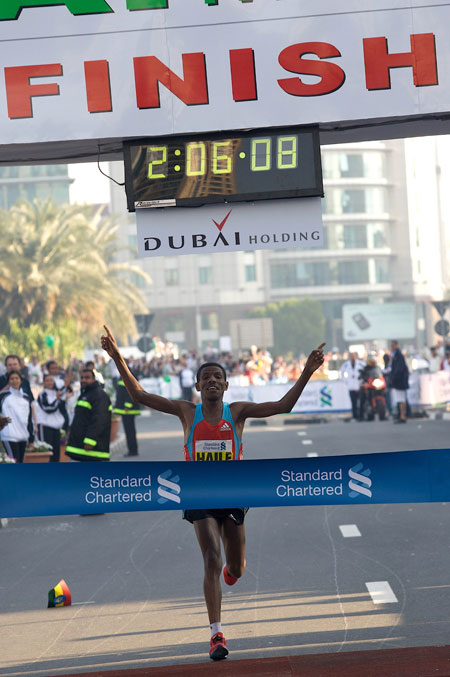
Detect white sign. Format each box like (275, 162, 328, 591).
(343, 302, 416, 341)
(1, 1, 450, 161)
(136, 198, 323, 257)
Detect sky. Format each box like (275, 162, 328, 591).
(68, 162, 112, 205)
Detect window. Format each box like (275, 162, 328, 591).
(130, 272, 145, 289)
(165, 268, 179, 285)
(245, 264, 257, 282)
(339, 153, 364, 177)
(338, 260, 369, 284)
(343, 225, 367, 249)
(341, 190, 366, 213)
(322, 151, 385, 179)
(165, 315, 184, 332)
(201, 312, 218, 330)
(374, 259, 390, 283)
(199, 266, 212, 285)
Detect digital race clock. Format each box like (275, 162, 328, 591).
(124, 126, 323, 211)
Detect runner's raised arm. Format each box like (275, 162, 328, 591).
(231, 342, 326, 423)
(100, 324, 190, 419)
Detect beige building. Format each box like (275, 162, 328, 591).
(106, 136, 450, 353)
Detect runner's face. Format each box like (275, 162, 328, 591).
(196, 367, 228, 401)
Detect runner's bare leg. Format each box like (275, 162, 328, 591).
(194, 517, 223, 623)
(221, 519, 246, 579)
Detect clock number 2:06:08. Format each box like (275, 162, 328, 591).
(147, 136, 298, 179)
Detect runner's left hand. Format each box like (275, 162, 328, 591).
(305, 342, 326, 373)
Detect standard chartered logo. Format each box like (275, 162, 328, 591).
(157, 470, 181, 504)
(320, 385, 332, 407)
(348, 463, 372, 498)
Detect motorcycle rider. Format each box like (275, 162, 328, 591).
(358, 355, 385, 421)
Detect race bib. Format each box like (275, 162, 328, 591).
(195, 440, 233, 461)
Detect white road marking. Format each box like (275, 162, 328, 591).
(72, 601, 96, 605)
(307, 452, 318, 457)
(365, 581, 398, 604)
(297, 431, 307, 436)
(339, 524, 361, 538)
(302, 439, 313, 445)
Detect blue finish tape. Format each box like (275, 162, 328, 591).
(1, 449, 450, 518)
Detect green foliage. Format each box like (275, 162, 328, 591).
(0, 318, 84, 363)
(0, 199, 151, 342)
(248, 297, 325, 356)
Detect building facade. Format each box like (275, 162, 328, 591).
(107, 137, 450, 353)
(0, 165, 73, 209)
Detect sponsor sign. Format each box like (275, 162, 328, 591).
(1, 1, 450, 161)
(343, 302, 415, 341)
(2, 449, 450, 518)
(136, 198, 323, 256)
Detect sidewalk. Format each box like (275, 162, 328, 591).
(58, 645, 450, 677)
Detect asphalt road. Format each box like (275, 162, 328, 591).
(1, 412, 450, 676)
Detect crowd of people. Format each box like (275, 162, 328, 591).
(0, 339, 449, 463)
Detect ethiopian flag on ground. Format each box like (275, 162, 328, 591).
(48, 579, 71, 607)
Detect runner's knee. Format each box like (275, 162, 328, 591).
(228, 558, 246, 579)
(203, 548, 222, 576)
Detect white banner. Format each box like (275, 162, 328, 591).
(419, 371, 450, 407)
(136, 198, 323, 256)
(343, 302, 416, 341)
(139, 371, 450, 412)
(1, 1, 450, 160)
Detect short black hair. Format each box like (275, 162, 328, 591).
(81, 368, 95, 378)
(6, 369, 22, 383)
(196, 362, 227, 383)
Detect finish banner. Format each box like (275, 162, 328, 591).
(1, 448, 450, 518)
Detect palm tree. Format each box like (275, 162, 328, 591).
(0, 199, 151, 339)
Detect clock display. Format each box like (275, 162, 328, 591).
(124, 126, 323, 210)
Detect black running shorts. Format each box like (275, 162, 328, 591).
(183, 508, 248, 525)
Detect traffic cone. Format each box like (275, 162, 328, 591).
(48, 579, 71, 608)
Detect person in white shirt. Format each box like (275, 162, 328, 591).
(36, 373, 67, 462)
(340, 353, 366, 421)
(179, 360, 195, 402)
(0, 370, 34, 463)
(27, 356, 43, 386)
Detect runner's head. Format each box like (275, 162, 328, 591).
(196, 362, 228, 401)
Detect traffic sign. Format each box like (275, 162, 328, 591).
(432, 301, 450, 317)
(134, 313, 154, 335)
(434, 319, 450, 336)
(137, 335, 154, 353)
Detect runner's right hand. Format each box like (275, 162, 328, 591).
(101, 325, 119, 358)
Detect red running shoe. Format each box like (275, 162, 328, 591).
(223, 564, 238, 586)
(209, 632, 228, 661)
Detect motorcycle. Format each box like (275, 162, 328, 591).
(360, 366, 387, 421)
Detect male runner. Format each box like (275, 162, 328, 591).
(101, 325, 325, 661)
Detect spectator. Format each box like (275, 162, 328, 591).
(65, 368, 111, 462)
(427, 346, 442, 373)
(0, 370, 34, 463)
(389, 340, 409, 423)
(27, 356, 43, 386)
(36, 373, 68, 462)
(441, 346, 450, 372)
(113, 361, 141, 457)
(179, 358, 195, 402)
(0, 355, 34, 400)
(340, 352, 365, 421)
(85, 360, 105, 385)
